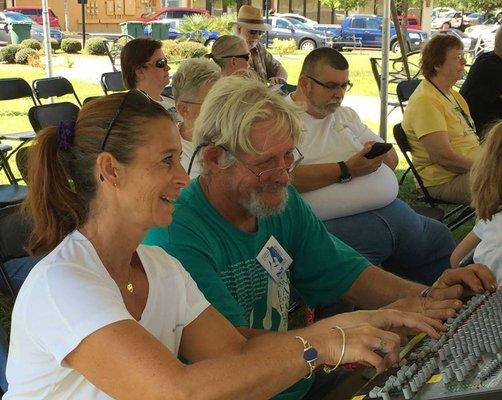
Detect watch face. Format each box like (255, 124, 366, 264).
(305, 347, 318, 362)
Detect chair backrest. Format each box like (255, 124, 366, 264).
(101, 71, 126, 95)
(393, 123, 437, 206)
(28, 102, 80, 133)
(0, 77, 37, 105)
(396, 79, 421, 112)
(32, 76, 82, 106)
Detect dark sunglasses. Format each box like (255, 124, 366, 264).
(101, 90, 153, 151)
(222, 53, 250, 61)
(306, 75, 353, 92)
(249, 30, 264, 36)
(145, 57, 168, 69)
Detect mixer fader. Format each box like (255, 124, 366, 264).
(352, 290, 502, 400)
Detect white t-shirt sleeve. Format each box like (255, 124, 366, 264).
(25, 262, 134, 365)
(473, 213, 502, 283)
(337, 107, 384, 145)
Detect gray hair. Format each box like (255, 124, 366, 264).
(192, 76, 303, 174)
(206, 35, 247, 68)
(172, 58, 221, 102)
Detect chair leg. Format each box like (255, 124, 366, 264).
(447, 208, 476, 231)
(0, 151, 17, 185)
(399, 167, 411, 185)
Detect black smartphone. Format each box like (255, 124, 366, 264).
(364, 142, 393, 159)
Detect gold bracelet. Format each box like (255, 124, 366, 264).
(323, 325, 346, 374)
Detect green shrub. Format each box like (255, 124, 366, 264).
(21, 38, 42, 51)
(271, 39, 297, 56)
(50, 38, 61, 51)
(179, 41, 208, 59)
(0, 44, 22, 63)
(85, 36, 106, 55)
(207, 14, 235, 35)
(162, 40, 183, 61)
(15, 47, 38, 64)
(61, 38, 82, 53)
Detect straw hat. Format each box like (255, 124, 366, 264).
(234, 5, 271, 31)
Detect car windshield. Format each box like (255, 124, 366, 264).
(284, 17, 309, 29)
(4, 12, 33, 22)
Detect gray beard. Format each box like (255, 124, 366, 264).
(243, 185, 289, 218)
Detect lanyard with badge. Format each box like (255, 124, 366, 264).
(256, 236, 293, 282)
(427, 79, 476, 134)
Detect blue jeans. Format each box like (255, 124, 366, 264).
(0, 324, 7, 393)
(324, 199, 455, 286)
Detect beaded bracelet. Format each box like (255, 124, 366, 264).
(323, 325, 346, 374)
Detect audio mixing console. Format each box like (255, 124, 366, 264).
(349, 290, 502, 400)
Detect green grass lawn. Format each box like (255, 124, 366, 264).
(0, 51, 473, 335)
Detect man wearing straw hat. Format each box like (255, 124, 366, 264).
(234, 5, 288, 84)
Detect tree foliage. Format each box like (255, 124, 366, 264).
(433, 0, 501, 13)
(319, 0, 367, 12)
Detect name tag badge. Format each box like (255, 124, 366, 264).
(256, 236, 293, 283)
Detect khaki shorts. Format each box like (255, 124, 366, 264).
(427, 173, 471, 205)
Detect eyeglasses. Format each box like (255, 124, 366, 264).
(182, 100, 203, 106)
(187, 143, 304, 181)
(249, 30, 264, 36)
(222, 53, 251, 61)
(101, 90, 153, 151)
(306, 75, 353, 92)
(145, 57, 168, 69)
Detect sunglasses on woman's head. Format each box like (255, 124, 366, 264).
(101, 90, 155, 151)
(146, 57, 168, 69)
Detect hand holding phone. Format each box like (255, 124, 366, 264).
(364, 142, 393, 159)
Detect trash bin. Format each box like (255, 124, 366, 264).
(120, 21, 145, 39)
(10, 22, 32, 44)
(149, 21, 170, 40)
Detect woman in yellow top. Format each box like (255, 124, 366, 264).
(402, 34, 480, 205)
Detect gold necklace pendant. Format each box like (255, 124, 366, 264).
(126, 282, 134, 294)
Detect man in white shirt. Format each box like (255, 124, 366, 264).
(288, 47, 456, 290)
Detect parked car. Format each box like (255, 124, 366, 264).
(4, 6, 59, 28)
(264, 16, 333, 51)
(465, 18, 500, 39)
(431, 28, 475, 53)
(398, 15, 422, 30)
(0, 11, 62, 46)
(132, 7, 207, 24)
(431, 7, 456, 20)
(143, 18, 219, 47)
(316, 15, 428, 53)
(431, 11, 463, 30)
(272, 13, 318, 30)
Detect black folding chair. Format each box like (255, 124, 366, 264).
(396, 79, 421, 184)
(0, 204, 32, 299)
(393, 123, 475, 231)
(28, 102, 80, 133)
(396, 79, 421, 113)
(100, 71, 126, 95)
(32, 76, 82, 107)
(0, 151, 28, 207)
(0, 78, 37, 158)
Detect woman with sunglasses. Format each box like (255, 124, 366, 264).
(402, 34, 480, 205)
(4, 90, 441, 399)
(205, 35, 251, 76)
(120, 37, 173, 110)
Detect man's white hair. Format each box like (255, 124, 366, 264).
(171, 58, 221, 102)
(192, 76, 303, 174)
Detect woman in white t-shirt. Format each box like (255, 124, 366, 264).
(5, 90, 442, 399)
(120, 37, 174, 111)
(451, 121, 502, 282)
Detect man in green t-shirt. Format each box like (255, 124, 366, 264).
(144, 76, 496, 399)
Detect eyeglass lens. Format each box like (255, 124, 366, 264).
(155, 57, 168, 68)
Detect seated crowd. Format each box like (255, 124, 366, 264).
(1, 7, 501, 399)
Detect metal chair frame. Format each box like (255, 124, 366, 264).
(32, 76, 83, 107)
